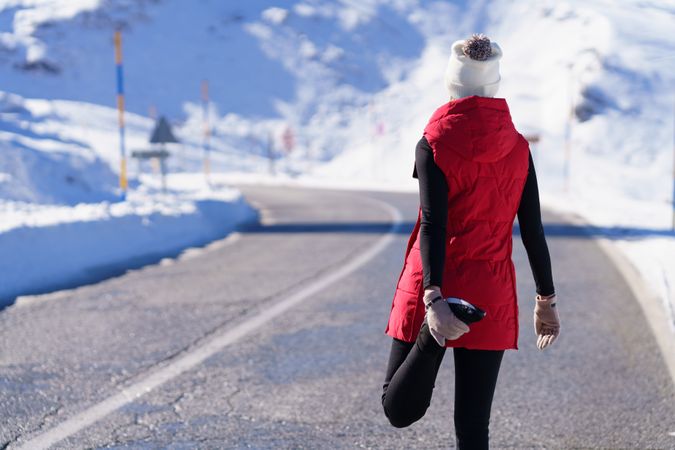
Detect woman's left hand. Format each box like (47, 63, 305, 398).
(533, 293, 560, 350)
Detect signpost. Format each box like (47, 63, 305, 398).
(201, 80, 211, 185)
(132, 116, 179, 193)
(282, 126, 294, 154)
(114, 30, 127, 200)
(267, 132, 275, 176)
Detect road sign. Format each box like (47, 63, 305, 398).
(150, 116, 179, 144)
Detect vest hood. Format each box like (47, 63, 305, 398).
(423, 95, 520, 163)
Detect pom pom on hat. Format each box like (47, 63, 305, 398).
(462, 33, 492, 61)
(444, 33, 502, 99)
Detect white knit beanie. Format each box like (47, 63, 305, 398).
(444, 34, 502, 99)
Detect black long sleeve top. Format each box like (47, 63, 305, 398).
(413, 136, 555, 296)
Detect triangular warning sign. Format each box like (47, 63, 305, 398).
(149, 116, 179, 144)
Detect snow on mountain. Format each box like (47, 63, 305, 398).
(0, 0, 674, 335)
(0, 0, 423, 123)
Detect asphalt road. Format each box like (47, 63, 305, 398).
(1, 185, 674, 449)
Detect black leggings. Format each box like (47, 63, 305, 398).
(381, 322, 504, 449)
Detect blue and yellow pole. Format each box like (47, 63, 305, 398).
(114, 30, 128, 200)
(201, 79, 211, 185)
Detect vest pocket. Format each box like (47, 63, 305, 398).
(396, 265, 422, 295)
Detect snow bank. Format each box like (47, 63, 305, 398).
(0, 181, 257, 307)
(0, 90, 258, 307)
(0, 91, 121, 204)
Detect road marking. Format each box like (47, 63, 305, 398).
(551, 210, 675, 388)
(14, 196, 403, 450)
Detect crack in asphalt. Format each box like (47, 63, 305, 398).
(7, 402, 63, 449)
(108, 409, 154, 447)
(110, 412, 153, 447)
(168, 392, 187, 419)
(224, 386, 241, 416)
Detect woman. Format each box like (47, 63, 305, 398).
(381, 34, 561, 449)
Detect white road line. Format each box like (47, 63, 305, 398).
(555, 211, 675, 388)
(14, 196, 403, 450)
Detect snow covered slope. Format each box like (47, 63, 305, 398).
(0, 87, 259, 306)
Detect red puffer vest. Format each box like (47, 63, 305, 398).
(385, 95, 530, 350)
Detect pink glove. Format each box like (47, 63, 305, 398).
(533, 293, 560, 350)
(423, 287, 469, 346)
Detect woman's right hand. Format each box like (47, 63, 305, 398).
(424, 287, 470, 345)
